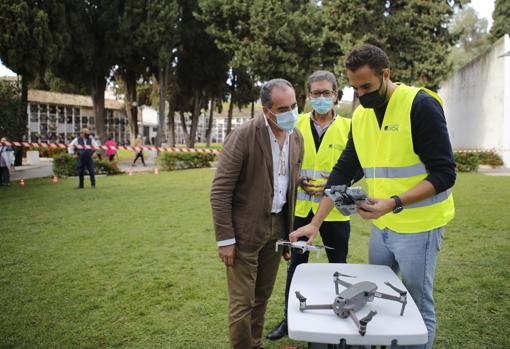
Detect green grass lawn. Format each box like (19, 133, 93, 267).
(0, 170, 509, 349)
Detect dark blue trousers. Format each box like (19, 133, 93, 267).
(77, 154, 95, 187)
(283, 211, 350, 319)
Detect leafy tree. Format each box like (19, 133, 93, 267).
(383, 0, 463, 90)
(324, 0, 464, 92)
(490, 0, 510, 42)
(30, 70, 89, 95)
(322, 0, 386, 88)
(141, 0, 180, 146)
(449, 6, 491, 70)
(115, 0, 149, 144)
(0, 0, 66, 164)
(0, 80, 24, 143)
(175, 0, 229, 148)
(52, 0, 122, 142)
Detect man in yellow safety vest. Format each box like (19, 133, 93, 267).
(267, 71, 361, 341)
(290, 45, 456, 349)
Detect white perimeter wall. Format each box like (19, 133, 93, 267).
(439, 34, 510, 167)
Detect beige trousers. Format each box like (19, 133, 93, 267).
(226, 212, 286, 349)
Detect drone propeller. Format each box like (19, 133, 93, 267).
(333, 272, 355, 278)
(295, 291, 308, 311)
(384, 282, 408, 316)
(295, 291, 307, 303)
(317, 244, 334, 250)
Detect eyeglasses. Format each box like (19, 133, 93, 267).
(310, 90, 335, 98)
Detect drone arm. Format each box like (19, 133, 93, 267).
(347, 309, 360, 329)
(295, 291, 333, 311)
(374, 292, 407, 316)
(374, 282, 408, 316)
(373, 291, 401, 302)
(333, 276, 353, 291)
(301, 304, 335, 311)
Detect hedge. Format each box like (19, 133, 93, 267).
(454, 152, 479, 172)
(477, 151, 503, 167)
(157, 152, 215, 171)
(53, 154, 122, 177)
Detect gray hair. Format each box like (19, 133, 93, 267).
(307, 70, 338, 92)
(260, 78, 294, 109)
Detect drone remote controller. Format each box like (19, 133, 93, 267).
(324, 185, 368, 216)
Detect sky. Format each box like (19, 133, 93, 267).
(0, 0, 497, 79)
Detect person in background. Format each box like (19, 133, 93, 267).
(105, 136, 118, 162)
(132, 135, 145, 167)
(69, 128, 97, 189)
(0, 137, 14, 186)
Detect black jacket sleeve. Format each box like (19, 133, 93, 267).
(326, 127, 362, 188)
(411, 91, 456, 193)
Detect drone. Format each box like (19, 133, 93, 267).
(295, 272, 408, 336)
(324, 185, 368, 216)
(275, 240, 333, 258)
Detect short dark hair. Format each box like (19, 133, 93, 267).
(345, 44, 390, 75)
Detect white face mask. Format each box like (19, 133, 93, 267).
(269, 107, 299, 131)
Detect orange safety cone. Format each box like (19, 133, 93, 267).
(19, 178, 25, 187)
(52, 175, 58, 184)
(154, 168, 159, 175)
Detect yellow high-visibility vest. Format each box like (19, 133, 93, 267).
(351, 84, 455, 233)
(295, 112, 352, 221)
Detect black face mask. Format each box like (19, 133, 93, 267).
(359, 77, 388, 109)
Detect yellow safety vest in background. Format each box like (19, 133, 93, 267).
(351, 84, 455, 233)
(295, 112, 351, 221)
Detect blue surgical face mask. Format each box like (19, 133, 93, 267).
(310, 97, 334, 115)
(269, 107, 299, 131)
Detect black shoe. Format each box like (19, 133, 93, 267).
(266, 319, 287, 340)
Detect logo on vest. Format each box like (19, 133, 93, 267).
(328, 144, 343, 151)
(384, 124, 399, 132)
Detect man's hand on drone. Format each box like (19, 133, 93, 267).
(218, 244, 235, 267)
(289, 223, 320, 244)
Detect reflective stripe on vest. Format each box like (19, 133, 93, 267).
(363, 163, 426, 178)
(405, 189, 452, 209)
(296, 191, 322, 203)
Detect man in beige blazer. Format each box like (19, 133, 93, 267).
(211, 78, 304, 349)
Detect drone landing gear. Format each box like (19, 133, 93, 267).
(348, 309, 378, 336)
